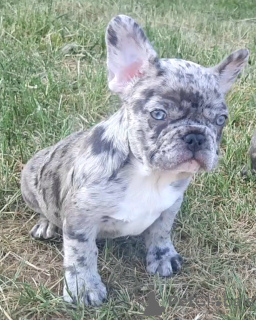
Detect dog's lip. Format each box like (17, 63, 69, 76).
(167, 155, 209, 172)
(149, 149, 211, 172)
(179, 154, 210, 171)
(172, 159, 201, 173)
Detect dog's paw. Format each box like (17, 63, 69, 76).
(30, 218, 58, 240)
(63, 275, 107, 307)
(146, 246, 183, 277)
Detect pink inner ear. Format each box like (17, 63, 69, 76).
(120, 59, 144, 82)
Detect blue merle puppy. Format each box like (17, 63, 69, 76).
(21, 15, 249, 306)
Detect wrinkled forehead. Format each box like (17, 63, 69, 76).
(131, 58, 228, 116)
(160, 58, 220, 94)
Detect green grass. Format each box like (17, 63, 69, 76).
(0, 0, 256, 319)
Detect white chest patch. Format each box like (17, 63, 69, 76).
(110, 162, 188, 237)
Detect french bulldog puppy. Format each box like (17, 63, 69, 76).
(21, 15, 249, 306)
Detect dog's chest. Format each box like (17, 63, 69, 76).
(103, 168, 184, 237)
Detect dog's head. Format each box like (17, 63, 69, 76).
(106, 15, 249, 173)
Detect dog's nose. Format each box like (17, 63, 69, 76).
(184, 133, 206, 152)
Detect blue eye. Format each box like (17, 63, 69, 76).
(150, 110, 167, 120)
(216, 115, 227, 126)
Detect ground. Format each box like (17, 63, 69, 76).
(0, 0, 256, 319)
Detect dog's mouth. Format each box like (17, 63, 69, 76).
(173, 150, 213, 172)
(172, 159, 201, 173)
(149, 149, 214, 173)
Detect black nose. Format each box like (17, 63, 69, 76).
(184, 133, 206, 152)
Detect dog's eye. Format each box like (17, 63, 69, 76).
(216, 115, 227, 126)
(150, 110, 167, 120)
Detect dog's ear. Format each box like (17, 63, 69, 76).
(106, 15, 158, 94)
(211, 49, 249, 94)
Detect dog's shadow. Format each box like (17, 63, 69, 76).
(97, 235, 146, 264)
(96, 236, 149, 295)
(43, 232, 146, 265)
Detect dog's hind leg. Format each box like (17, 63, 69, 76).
(30, 214, 59, 240)
(21, 157, 60, 240)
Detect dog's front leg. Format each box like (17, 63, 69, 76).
(144, 197, 183, 277)
(62, 217, 107, 306)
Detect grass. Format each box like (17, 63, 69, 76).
(0, 0, 256, 319)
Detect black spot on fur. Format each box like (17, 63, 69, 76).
(143, 88, 155, 101)
(114, 16, 122, 24)
(77, 256, 87, 267)
(60, 144, 69, 158)
(39, 147, 60, 179)
(156, 68, 166, 77)
(89, 126, 115, 156)
(221, 102, 227, 110)
(34, 176, 38, 188)
(71, 170, 75, 185)
(42, 188, 47, 204)
(133, 22, 147, 42)
(174, 71, 185, 80)
(54, 211, 59, 218)
(154, 247, 170, 260)
(108, 25, 118, 46)
(101, 215, 110, 222)
(179, 89, 203, 108)
(52, 174, 61, 209)
(67, 229, 89, 242)
(186, 73, 195, 83)
(133, 99, 148, 114)
(161, 91, 180, 105)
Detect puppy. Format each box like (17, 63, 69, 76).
(21, 15, 249, 306)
